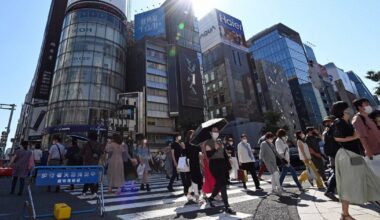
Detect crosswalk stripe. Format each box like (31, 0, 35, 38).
(104, 184, 271, 212)
(195, 212, 253, 220)
(116, 194, 259, 220)
(86, 181, 269, 204)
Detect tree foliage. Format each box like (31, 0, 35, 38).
(261, 111, 288, 134)
(366, 71, 380, 96)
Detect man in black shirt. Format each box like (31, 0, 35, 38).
(167, 134, 185, 192)
(305, 127, 327, 182)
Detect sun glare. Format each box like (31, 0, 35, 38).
(192, 0, 217, 18)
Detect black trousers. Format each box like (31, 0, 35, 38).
(312, 157, 327, 181)
(241, 162, 260, 188)
(83, 184, 99, 194)
(326, 167, 336, 193)
(209, 159, 230, 208)
(168, 166, 191, 194)
(11, 176, 25, 194)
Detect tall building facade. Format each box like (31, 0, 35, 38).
(346, 71, 379, 106)
(14, 0, 68, 145)
(199, 9, 263, 145)
(254, 60, 301, 136)
(248, 23, 323, 129)
(127, 0, 204, 147)
(45, 0, 128, 138)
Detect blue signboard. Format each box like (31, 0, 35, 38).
(35, 167, 101, 186)
(215, 9, 246, 47)
(135, 7, 166, 40)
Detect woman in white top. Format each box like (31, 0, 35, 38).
(275, 129, 304, 192)
(32, 143, 43, 166)
(296, 131, 324, 189)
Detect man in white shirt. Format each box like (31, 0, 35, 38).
(237, 134, 262, 191)
(47, 135, 66, 193)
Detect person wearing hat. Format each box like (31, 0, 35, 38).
(369, 110, 380, 130)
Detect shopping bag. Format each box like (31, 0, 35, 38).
(177, 156, 190, 173)
(237, 169, 248, 182)
(365, 155, 380, 177)
(0, 167, 13, 177)
(137, 163, 145, 179)
(306, 165, 315, 180)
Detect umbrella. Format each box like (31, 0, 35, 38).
(190, 118, 228, 145)
(68, 134, 89, 142)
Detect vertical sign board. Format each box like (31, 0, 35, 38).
(135, 8, 166, 40)
(178, 47, 204, 108)
(215, 9, 247, 51)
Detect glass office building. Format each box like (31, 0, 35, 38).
(347, 71, 379, 106)
(248, 23, 323, 128)
(46, 1, 127, 133)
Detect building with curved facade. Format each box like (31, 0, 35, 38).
(46, 0, 127, 135)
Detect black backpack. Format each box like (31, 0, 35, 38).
(323, 123, 339, 158)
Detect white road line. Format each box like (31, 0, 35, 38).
(87, 181, 269, 204)
(116, 195, 260, 220)
(195, 212, 253, 220)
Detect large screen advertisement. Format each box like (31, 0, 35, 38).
(215, 9, 246, 48)
(178, 47, 204, 108)
(135, 8, 166, 41)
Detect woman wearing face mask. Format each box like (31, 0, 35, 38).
(296, 131, 325, 189)
(185, 130, 203, 202)
(204, 127, 236, 215)
(237, 134, 262, 191)
(275, 129, 305, 192)
(331, 101, 380, 220)
(260, 132, 283, 195)
(137, 138, 152, 191)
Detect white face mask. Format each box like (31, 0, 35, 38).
(283, 136, 288, 141)
(228, 141, 233, 145)
(211, 132, 219, 140)
(300, 134, 305, 139)
(242, 139, 248, 144)
(364, 106, 373, 114)
(143, 140, 147, 144)
(267, 139, 273, 143)
(177, 136, 182, 141)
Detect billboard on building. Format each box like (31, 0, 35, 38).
(178, 47, 203, 108)
(68, 0, 126, 15)
(199, 9, 247, 52)
(28, 105, 48, 141)
(215, 9, 246, 49)
(135, 8, 166, 40)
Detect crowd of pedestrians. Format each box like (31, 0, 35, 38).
(4, 97, 380, 219)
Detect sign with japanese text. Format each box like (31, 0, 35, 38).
(135, 8, 166, 40)
(35, 167, 101, 186)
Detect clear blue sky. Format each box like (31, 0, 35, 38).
(1, 0, 379, 149)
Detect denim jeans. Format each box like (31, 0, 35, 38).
(279, 164, 302, 189)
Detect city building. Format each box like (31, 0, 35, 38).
(346, 70, 379, 106)
(14, 0, 68, 146)
(324, 63, 358, 108)
(127, 0, 204, 147)
(44, 0, 128, 142)
(199, 9, 263, 145)
(254, 60, 301, 136)
(248, 23, 323, 129)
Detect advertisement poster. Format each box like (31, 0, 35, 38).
(135, 8, 166, 40)
(178, 47, 203, 108)
(215, 9, 246, 49)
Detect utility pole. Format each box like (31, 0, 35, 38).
(0, 104, 16, 155)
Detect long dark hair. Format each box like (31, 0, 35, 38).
(185, 130, 195, 144)
(295, 131, 305, 142)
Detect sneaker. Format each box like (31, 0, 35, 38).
(299, 188, 308, 193)
(225, 207, 236, 215)
(324, 192, 339, 202)
(167, 186, 175, 192)
(256, 187, 263, 191)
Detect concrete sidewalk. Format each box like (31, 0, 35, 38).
(297, 188, 380, 220)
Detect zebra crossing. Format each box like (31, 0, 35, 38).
(65, 174, 282, 219)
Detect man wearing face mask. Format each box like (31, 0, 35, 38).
(237, 134, 262, 191)
(352, 98, 380, 162)
(167, 134, 187, 192)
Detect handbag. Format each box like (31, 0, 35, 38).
(177, 156, 190, 172)
(341, 145, 364, 166)
(237, 169, 248, 182)
(137, 163, 145, 178)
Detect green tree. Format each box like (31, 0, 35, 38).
(366, 71, 380, 96)
(261, 111, 288, 134)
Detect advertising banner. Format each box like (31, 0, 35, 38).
(178, 47, 203, 108)
(215, 9, 247, 49)
(135, 8, 166, 40)
(28, 106, 47, 141)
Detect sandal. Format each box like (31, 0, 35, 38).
(340, 214, 356, 220)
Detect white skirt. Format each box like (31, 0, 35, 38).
(335, 148, 380, 204)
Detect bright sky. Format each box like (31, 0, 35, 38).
(0, 0, 379, 149)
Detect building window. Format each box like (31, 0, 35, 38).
(146, 74, 167, 84)
(210, 71, 215, 81)
(222, 106, 227, 116)
(208, 97, 213, 107)
(213, 96, 219, 105)
(237, 52, 242, 66)
(218, 81, 223, 89)
(220, 94, 225, 103)
(232, 50, 237, 65)
(212, 84, 217, 92)
(216, 108, 220, 117)
(147, 61, 166, 71)
(209, 111, 214, 119)
(204, 74, 209, 83)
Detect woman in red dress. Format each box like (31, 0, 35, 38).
(200, 143, 215, 195)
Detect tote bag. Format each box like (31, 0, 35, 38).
(177, 156, 190, 173)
